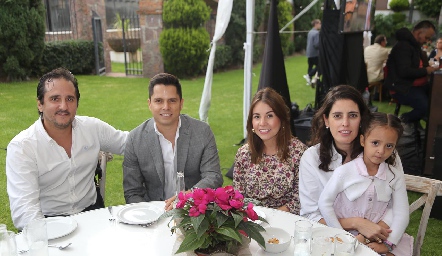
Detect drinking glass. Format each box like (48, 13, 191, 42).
(311, 236, 332, 256)
(24, 219, 49, 256)
(334, 233, 356, 256)
(293, 220, 312, 256)
(0, 230, 18, 256)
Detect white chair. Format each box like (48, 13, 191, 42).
(98, 151, 113, 203)
(404, 174, 442, 256)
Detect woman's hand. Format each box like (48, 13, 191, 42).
(277, 205, 290, 212)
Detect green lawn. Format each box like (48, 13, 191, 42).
(1, 55, 441, 255)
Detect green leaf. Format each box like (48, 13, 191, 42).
(231, 211, 243, 228)
(214, 227, 243, 243)
(194, 216, 210, 239)
(239, 222, 266, 248)
(216, 211, 229, 227)
(175, 230, 206, 254)
(190, 214, 205, 233)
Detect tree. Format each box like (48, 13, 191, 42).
(0, 0, 45, 81)
(413, 0, 442, 21)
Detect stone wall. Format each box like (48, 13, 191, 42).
(139, 0, 164, 78)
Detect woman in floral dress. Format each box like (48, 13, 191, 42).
(233, 88, 307, 214)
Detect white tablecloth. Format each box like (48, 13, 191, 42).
(16, 202, 378, 255)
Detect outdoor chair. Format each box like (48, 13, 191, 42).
(98, 151, 113, 203)
(404, 174, 442, 256)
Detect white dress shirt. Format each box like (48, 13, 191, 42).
(6, 116, 128, 229)
(154, 117, 181, 200)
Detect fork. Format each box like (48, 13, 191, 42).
(19, 243, 72, 254)
(108, 206, 115, 222)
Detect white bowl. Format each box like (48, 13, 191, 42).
(259, 227, 291, 253)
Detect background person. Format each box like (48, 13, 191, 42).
(303, 19, 321, 86)
(233, 88, 307, 214)
(123, 73, 223, 211)
(428, 37, 442, 61)
(299, 85, 396, 241)
(385, 20, 439, 126)
(6, 68, 128, 230)
(365, 34, 390, 84)
(319, 112, 412, 256)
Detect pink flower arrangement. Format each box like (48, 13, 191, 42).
(168, 186, 266, 254)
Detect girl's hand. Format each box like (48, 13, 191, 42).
(356, 218, 391, 241)
(367, 242, 389, 254)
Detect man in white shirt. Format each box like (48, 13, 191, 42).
(364, 34, 390, 83)
(123, 73, 223, 211)
(6, 68, 128, 230)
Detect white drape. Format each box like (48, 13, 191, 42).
(199, 0, 234, 123)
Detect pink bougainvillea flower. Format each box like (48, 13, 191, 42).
(245, 203, 258, 221)
(229, 198, 244, 209)
(215, 187, 230, 206)
(205, 188, 216, 203)
(239, 230, 248, 237)
(189, 206, 201, 217)
(198, 203, 207, 214)
(224, 185, 235, 195)
(193, 189, 208, 206)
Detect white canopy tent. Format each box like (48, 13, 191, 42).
(199, 0, 320, 139)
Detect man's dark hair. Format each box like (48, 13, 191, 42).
(37, 67, 80, 116)
(374, 34, 386, 44)
(148, 73, 182, 99)
(413, 20, 436, 32)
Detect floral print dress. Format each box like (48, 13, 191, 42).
(233, 137, 307, 214)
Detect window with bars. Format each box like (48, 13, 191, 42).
(44, 0, 71, 32)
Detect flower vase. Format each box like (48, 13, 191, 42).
(194, 235, 250, 256)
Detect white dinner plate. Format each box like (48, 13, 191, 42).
(45, 216, 78, 240)
(252, 208, 266, 224)
(116, 202, 164, 225)
(312, 227, 358, 249)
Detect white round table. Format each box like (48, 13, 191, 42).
(16, 202, 378, 255)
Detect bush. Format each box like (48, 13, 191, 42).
(276, 0, 293, 56)
(0, 0, 45, 81)
(373, 14, 411, 46)
(213, 45, 232, 71)
(33, 40, 100, 76)
(163, 0, 211, 28)
(389, 0, 410, 12)
(160, 28, 210, 77)
(161, 0, 211, 77)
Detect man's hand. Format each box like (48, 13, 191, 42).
(164, 196, 176, 211)
(426, 66, 439, 74)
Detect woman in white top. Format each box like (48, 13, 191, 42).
(299, 85, 398, 242)
(319, 112, 412, 255)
